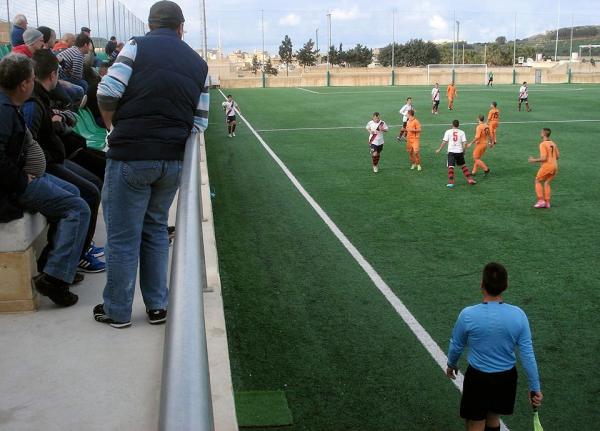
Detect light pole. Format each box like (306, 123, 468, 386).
(554, 0, 561, 61)
(316, 28, 319, 53)
(326, 13, 331, 70)
(391, 8, 395, 70)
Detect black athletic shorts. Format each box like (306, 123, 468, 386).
(460, 365, 518, 421)
(370, 144, 384, 154)
(402, 121, 408, 128)
(519, 98, 528, 103)
(447, 152, 466, 167)
(433, 100, 440, 109)
(227, 115, 236, 123)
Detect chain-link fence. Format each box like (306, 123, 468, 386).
(0, 0, 146, 44)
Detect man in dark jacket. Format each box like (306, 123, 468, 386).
(10, 14, 28, 46)
(93, 0, 209, 328)
(0, 54, 90, 306)
(23, 49, 105, 273)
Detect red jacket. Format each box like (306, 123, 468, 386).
(11, 44, 33, 58)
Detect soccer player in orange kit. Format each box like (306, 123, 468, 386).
(528, 128, 559, 208)
(406, 109, 422, 171)
(447, 82, 457, 110)
(467, 115, 492, 176)
(487, 102, 500, 146)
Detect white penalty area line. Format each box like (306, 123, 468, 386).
(257, 118, 600, 133)
(296, 87, 320, 94)
(217, 88, 510, 431)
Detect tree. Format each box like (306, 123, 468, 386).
(264, 58, 278, 76)
(296, 38, 317, 68)
(251, 55, 260, 74)
(486, 43, 512, 66)
(377, 43, 401, 67)
(378, 39, 440, 67)
(495, 36, 507, 45)
(344, 44, 372, 67)
(278, 35, 293, 76)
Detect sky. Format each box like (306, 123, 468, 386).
(22, 0, 600, 54)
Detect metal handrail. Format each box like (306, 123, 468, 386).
(159, 131, 214, 431)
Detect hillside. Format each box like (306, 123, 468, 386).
(517, 25, 600, 56)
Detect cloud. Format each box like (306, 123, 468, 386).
(278, 13, 301, 27)
(429, 14, 448, 32)
(331, 6, 362, 21)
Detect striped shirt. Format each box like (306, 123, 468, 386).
(22, 129, 46, 177)
(56, 46, 84, 80)
(97, 39, 210, 133)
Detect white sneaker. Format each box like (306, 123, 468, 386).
(410, 164, 416, 170)
(228, 134, 232, 138)
(232, 132, 236, 137)
(373, 165, 379, 173)
(417, 165, 422, 171)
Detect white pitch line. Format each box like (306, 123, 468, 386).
(217, 89, 510, 431)
(314, 87, 587, 95)
(256, 118, 600, 133)
(296, 87, 320, 94)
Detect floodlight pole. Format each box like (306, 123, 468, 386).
(452, 11, 456, 69)
(202, 0, 208, 59)
(327, 13, 331, 71)
(513, 13, 517, 66)
(554, 0, 560, 61)
(35, 0, 39, 26)
(391, 9, 395, 70)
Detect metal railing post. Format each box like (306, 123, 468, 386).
(159, 132, 214, 431)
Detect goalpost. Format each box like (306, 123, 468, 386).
(426, 64, 488, 85)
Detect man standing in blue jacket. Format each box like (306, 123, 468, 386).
(94, 0, 209, 328)
(446, 262, 543, 431)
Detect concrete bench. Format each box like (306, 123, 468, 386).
(0, 212, 48, 312)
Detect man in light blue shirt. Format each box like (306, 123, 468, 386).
(446, 262, 543, 431)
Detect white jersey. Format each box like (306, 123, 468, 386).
(519, 86, 528, 99)
(443, 128, 467, 153)
(224, 100, 238, 117)
(431, 87, 440, 101)
(366, 120, 388, 146)
(399, 103, 413, 122)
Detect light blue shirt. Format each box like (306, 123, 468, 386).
(447, 301, 541, 391)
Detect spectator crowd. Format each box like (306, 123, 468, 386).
(0, 1, 209, 327)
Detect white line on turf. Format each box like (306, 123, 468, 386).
(257, 118, 600, 133)
(217, 89, 509, 430)
(296, 87, 320, 94)
(310, 87, 586, 95)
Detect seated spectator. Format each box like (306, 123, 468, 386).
(108, 42, 125, 65)
(53, 33, 76, 53)
(0, 54, 90, 306)
(11, 28, 45, 57)
(56, 33, 92, 93)
(37, 26, 57, 50)
(11, 14, 28, 47)
(105, 36, 117, 56)
(23, 50, 105, 273)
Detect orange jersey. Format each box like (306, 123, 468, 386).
(488, 108, 500, 124)
(539, 140, 559, 168)
(447, 85, 456, 98)
(475, 123, 490, 146)
(406, 118, 421, 144)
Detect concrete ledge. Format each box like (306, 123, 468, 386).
(0, 248, 39, 312)
(199, 137, 239, 431)
(0, 212, 48, 253)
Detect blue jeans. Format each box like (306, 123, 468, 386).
(102, 159, 182, 322)
(17, 174, 91, 284)
(57, 79, 84, 105)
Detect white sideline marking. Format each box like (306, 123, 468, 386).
(297, 87, 320, 94)
(257, 118, 600, 133)
(217, 89, 510, 431)
(314, 87, 587, 95)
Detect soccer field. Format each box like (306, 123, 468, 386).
(204, 84, 600, 430)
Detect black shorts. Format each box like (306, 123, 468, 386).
(370, 144, 383, 154)
(433, 100, 440, 109)
(402, 121, 407, 128)
(227, 115, 236, 123)
(460, 365, 518, 421)
(447, 152, 466, 167)
(519, 98, 528, 103)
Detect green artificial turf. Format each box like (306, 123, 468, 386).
(205, 84, 600, 430)
(235, 391, 293, 427)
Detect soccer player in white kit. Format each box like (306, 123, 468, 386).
(431, 83, 441, 115)
(518, 82, 531, 112)
(366, 112, 389, 173)
(396, 97, 413, 141)
(436, 119, 477, 188)
(223, 94, 240, 137)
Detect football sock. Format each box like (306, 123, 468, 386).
(535, 182, 544, 200)
(409, 152, 415, 164)
(227, 125, 232, 134)
(447, 166, 455, 183)
(461, 165, 473, 179)
(544, 182, 552, 203)
(232, 123, 237, 133)
(414, 153, 421, 165)
(474, 159, 488, 172)
(372, 154, 380, 166)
